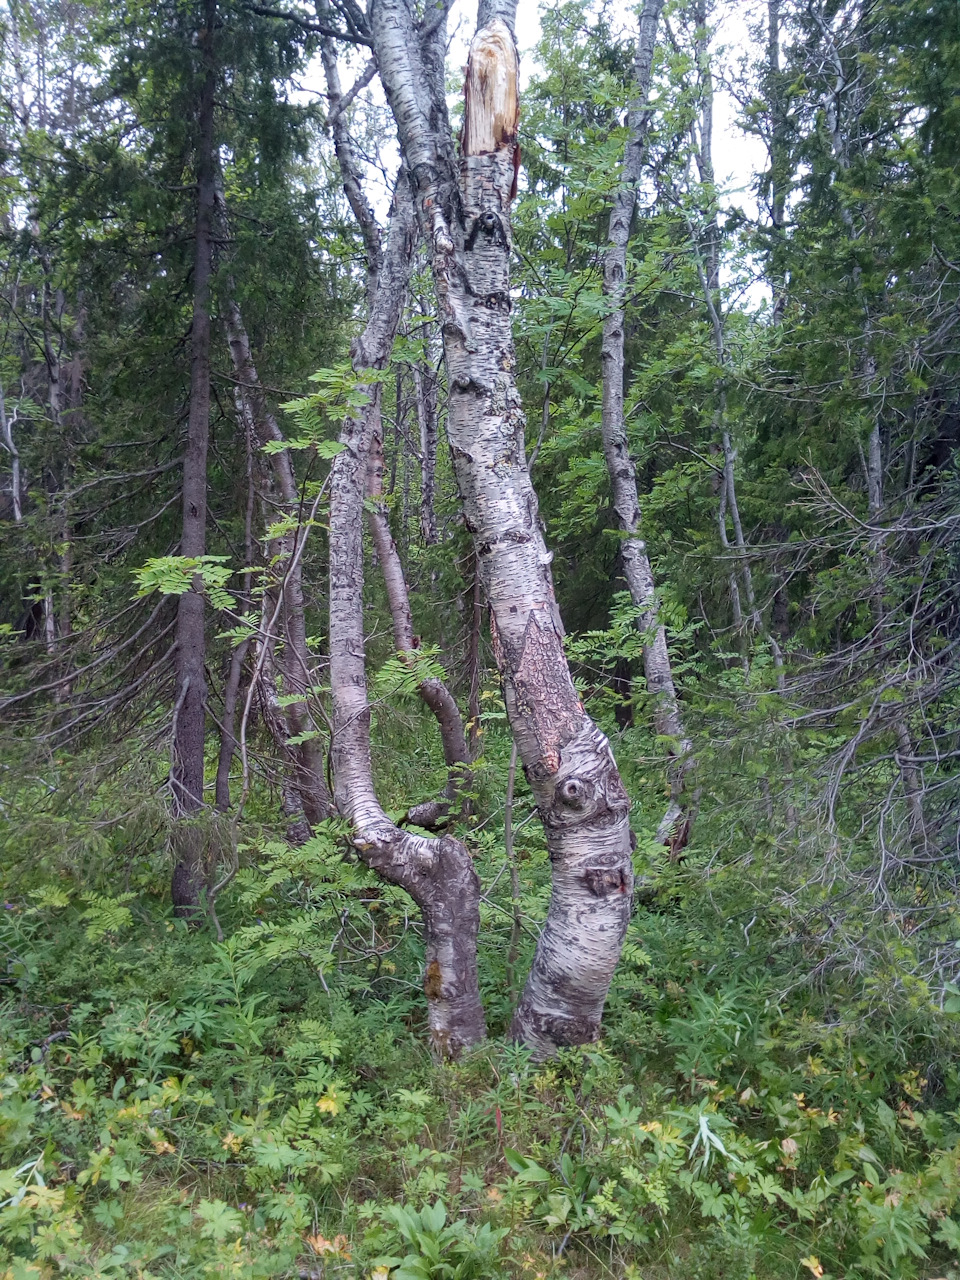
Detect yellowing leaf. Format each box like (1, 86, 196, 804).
(800, 1258, 824, 1278)
(305, 1233, 351, 1258)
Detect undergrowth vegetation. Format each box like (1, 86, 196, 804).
(2, 694, 960, 1280)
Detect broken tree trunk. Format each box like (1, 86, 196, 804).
(599, 0, 693, 854)
(372, 1, 633, 1057)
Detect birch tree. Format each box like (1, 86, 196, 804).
(598, 0, 693, 853)
(370, 0, 634, 1055)
(316, 22, 486, 1054)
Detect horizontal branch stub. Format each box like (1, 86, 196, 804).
(557, 777, 587, 808)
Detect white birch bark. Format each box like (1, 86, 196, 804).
(0, 383, 22, 523)
(319, 28, 485, 1053)
(599, 0, 693, 852)
(372, 1, 633, 1056)
(320, 18, 470, 826)
(327, 183, 486, 1055)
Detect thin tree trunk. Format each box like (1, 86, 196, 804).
(0, 383, 21, 523)
(171, 0, 217, 915)
(373, 2, 634, 1056)
(599, 0, 692, 852)
(219, 277, 334, 825)
(414, 362, 439, 546)
(366, 420, 471, 828)
(321, 23, 486, 1054)
(252, 575, 315, 845)
(327, 183, 486, 1056)
(215, 396, 256, 811)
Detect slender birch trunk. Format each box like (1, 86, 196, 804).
(320, 27, 485, 1054)
(372, 0, 633, 1056)
(171, 0, 217, 915)
(0, 383, 21, 523)
(327, 183, 486, 1055)
(599, 0, 693, 852)
(320, 9, 470, 816)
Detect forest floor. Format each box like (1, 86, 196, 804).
(2, 730, 959, 1280)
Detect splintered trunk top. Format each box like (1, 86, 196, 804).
(441, 18, 634, 1055)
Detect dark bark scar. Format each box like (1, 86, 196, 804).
(583, 866, 630, 897)
(424, 959, 444, 999)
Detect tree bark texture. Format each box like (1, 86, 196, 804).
(322, 15, 470, 828)
(599, 0, 693, 852)
(327, 183, 486, 1056)
(171, 0, 217, 915)
(413, 361, 440, 546)
(372, 1, 633, 1057)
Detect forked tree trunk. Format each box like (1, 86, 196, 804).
(171, 0, 217, 915)
(372, 0, 634, 1056)
(599, 0, 693, 853)
(320, 28, 485, 1055)
(327, 183, 485, 1056)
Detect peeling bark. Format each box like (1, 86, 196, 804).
(372, 2, 633, 1056)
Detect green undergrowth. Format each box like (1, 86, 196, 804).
(2, 727, 960, 1280)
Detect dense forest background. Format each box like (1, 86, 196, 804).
(1, 0, 959, 1276)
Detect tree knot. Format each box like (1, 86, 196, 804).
(557, 777, 587, 809)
